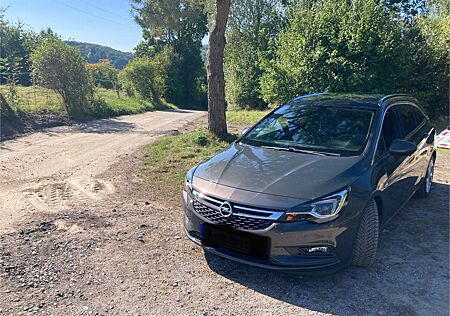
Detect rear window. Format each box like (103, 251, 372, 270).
(412, 107, 426, 126)
(396, 104, 421, 136)
(240, 104, 375, 156)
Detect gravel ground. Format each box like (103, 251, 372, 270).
(0, 119, 449, 315)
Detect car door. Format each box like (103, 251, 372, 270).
(395, 103, 430, 191)
(408, 105, 435, 183)
(373, 106, 409, 222)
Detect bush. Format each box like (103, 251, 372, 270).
(86, 59, 119, 90)
(405, 1, 450, 116)
(261, 0, 406, 105)
(118, 55, 167, 102)
(259, 0, 449, 117)
(88, 96, 114, 118)
(31, 38, 93, 118)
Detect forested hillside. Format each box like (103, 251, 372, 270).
(65, 41, 133, 69)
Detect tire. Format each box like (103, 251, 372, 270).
(415, 158, 435, 199)
(352, 200, 379, 267)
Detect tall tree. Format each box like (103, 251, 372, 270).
(225, 0, 284, 110)
(132, 0, 208, 107)
(260, 0, 407, 104)
(207, 0, 231, 138)
(0, 11, 38, 86)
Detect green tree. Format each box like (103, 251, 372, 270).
(66, 41, 133, 69)
(31, 38, 93, 118)
(132, 0, 208, 108)
(405, 0, 449, 114)
(382, 0, 426, 18)
(87, 59, 119, 90)
(118, 54, 169, 102)
(0, 57, 22, 106)
(260, 0, 407, 105)
(225, 0, 284, 110)
(0, 10, 38, 86)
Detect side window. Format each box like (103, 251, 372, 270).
(396, 104, 420, 136)
(376, 108, 399, 158)
(376, 134, 387, 158)
(412, 107, 426, 126)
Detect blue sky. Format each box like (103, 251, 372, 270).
(2, 0, 142, 52)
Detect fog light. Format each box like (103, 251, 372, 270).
(307, 246, 329, 253)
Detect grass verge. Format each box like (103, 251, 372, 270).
(226, 109, 269, 126)
(93, 88, 176, 118)
(143, 110, 267, 193)
(0, 85, 177, 118)
(144, 128, 237, 189)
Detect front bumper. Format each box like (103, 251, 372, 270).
(182, 189, 361, 274)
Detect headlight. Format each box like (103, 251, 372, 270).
(184, 165, 197, 191)
(285, 188, 349, 223)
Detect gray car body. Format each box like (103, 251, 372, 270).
(182, 93, 436, 273)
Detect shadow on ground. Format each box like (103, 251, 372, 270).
(205, 182, 450, 315)
(75, 118, 137, 134)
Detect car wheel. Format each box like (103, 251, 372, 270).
(352, 200, 379, 268)
(416, 158, 435, 198)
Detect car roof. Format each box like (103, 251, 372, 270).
(288, 93, 417, 109)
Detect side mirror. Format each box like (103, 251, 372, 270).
(241, 127, 250, 135)
(389, 139, 417, 156)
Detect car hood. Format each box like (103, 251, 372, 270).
(194, 143, 365, 200)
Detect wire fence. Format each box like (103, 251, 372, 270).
(0, 72, 118, 112)
(0, 84, 64, 112)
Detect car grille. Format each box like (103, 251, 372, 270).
(192, 191, 283, 231)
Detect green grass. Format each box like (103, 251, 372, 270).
(0, 85, 64, 113)
(437, 148, 450, 156)
(94, 88, 176, 117)
(226, 109, 269, 126)
(144, 127, 236, 186)
(143, 110, 268, 190)
(0, 85, 177, 117)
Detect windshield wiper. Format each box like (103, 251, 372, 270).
(262, 145, 340, 157)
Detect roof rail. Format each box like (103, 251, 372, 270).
(378, 94, 414, 106)
(290, 92, 328, 102)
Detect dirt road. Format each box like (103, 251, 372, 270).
(0, 110, 205, 234)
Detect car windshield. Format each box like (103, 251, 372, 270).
(240, 103, 375, 156)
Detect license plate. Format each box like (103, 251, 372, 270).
(201, 223, 270, 258)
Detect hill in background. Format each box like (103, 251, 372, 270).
(65, 41, 133, 69)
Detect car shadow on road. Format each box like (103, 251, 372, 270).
(205, 182, 449, 315)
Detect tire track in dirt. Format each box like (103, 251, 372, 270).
(0, 110, 205, 233)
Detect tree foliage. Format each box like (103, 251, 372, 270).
(66, 41, 133, 69)
(408, 0, 450, 114)
(0, 12, 37, 86)
(132, 0, 208, 108)
(31, 38, 93, 118)
(118, 53, 170, 102)
(225, 0, 284, 110)
(259, 0, 449, 115)
(86, 59, 119, 90)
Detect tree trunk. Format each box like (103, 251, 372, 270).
(0, 92, 14, 114)
(207, 0, 231, 138)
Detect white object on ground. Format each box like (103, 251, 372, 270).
(436, 129, 450, 149)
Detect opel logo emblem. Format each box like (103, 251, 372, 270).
(219, 201, 233, 218)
